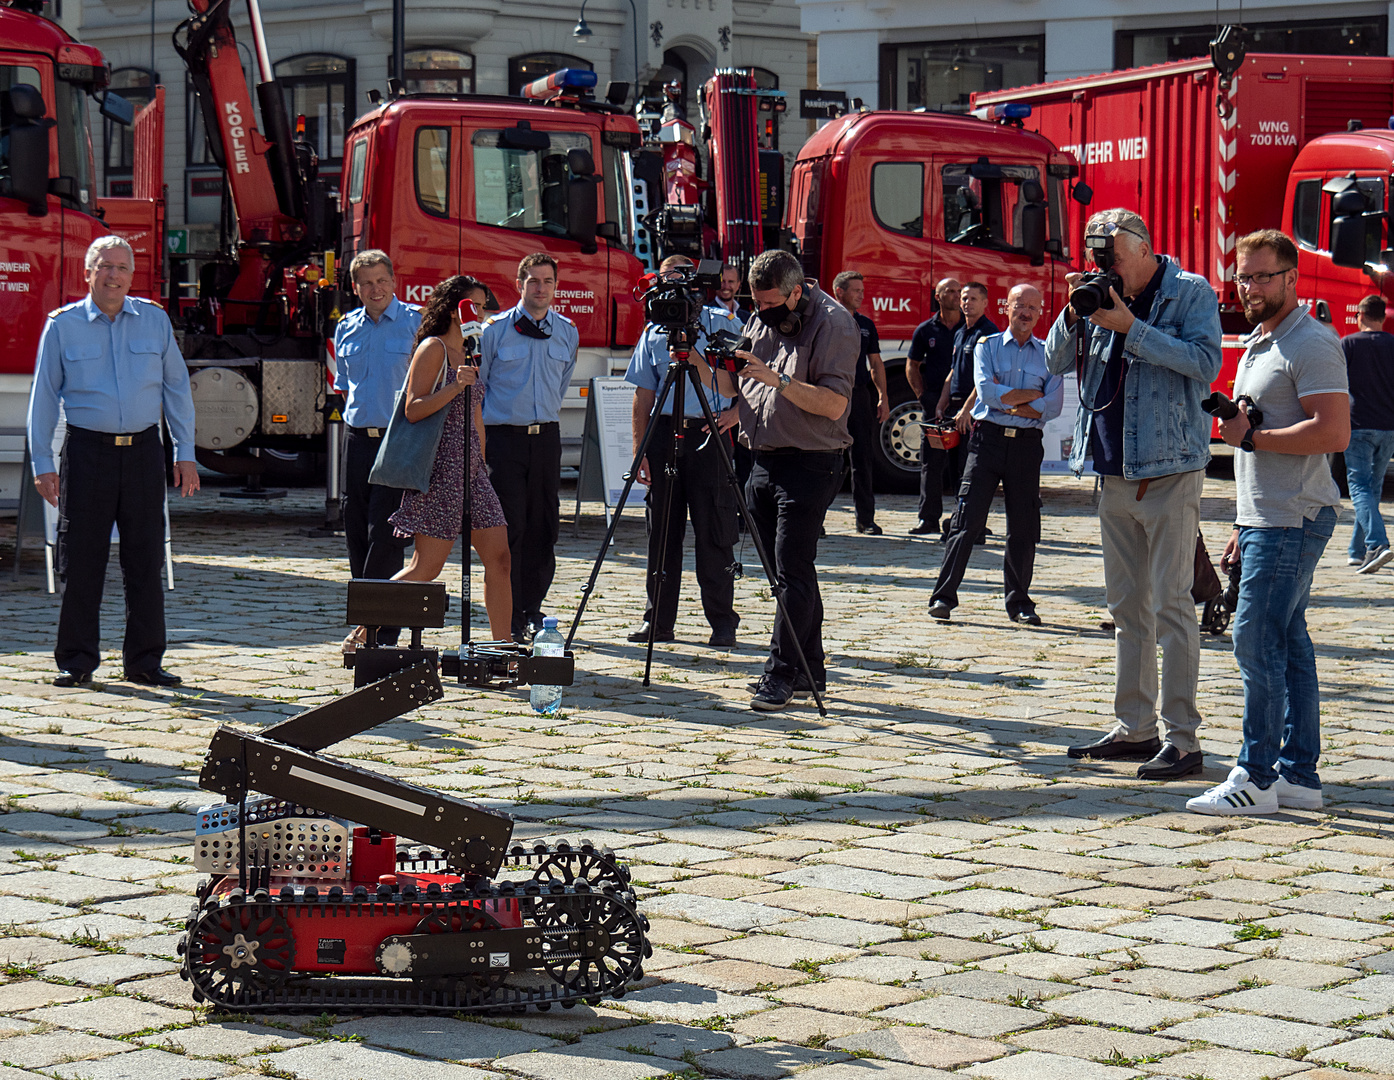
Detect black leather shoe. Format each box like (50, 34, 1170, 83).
(627, 623, 675, 643)
(908, 521, 937, 535)
(856, 522, 884, 535)
(747, 674, 824, 699)
(708, 628, 737, 648)
(1068, 731, 1161, 760)
(125, 668, 181, 688)
(1010, 611, 1043, 626)
(1137, 744, 1204, 780)
(52, 670, 92, 688)
(928, 601, 952, 622)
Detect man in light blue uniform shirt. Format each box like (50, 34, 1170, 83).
(27, 235, 198, 688)
(928, 284, 1063, 625)
(478, 252, 579, 641)
(332, 249, 421, 649)
(623, 255, 742, 647)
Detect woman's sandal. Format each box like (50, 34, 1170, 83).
(341, 625, 368, 654)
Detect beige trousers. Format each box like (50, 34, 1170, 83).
(1098, 469, 1205, 754)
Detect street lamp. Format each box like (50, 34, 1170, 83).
(573, 0, 641, 105)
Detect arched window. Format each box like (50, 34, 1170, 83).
(104, 67, 156, 196)
(508, 52, 592, 97)
(404, 48, 474, 94)
(274, 53, 354, 167)
(752, 67, 778, 90)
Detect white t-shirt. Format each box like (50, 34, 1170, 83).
(1233, 305, 1347, 528)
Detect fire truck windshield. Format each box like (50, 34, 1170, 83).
(53, 77, 94, 209)
(472, 128, 592, 236)
(0, 65, 44, 189)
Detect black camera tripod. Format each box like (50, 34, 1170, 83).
(564, 327, 828, 716)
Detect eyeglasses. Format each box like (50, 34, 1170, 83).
(1234, 268, 1294, 287)
(1087, 221, 1149, 244)
(93, 262, 134, 275)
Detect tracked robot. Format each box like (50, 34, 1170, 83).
(177, 581, 651, 1013)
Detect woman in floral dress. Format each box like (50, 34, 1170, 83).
(387, 276, 512, 639)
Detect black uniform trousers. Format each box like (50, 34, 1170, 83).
(746, 449, 843, 683)
(55, 425, 166, 676)
(846, 383, 879, 527)
(931, 422, 1044, 617)
(642, 416, 740, 634)
(943, 393, 971, 502)
(917, 394, 949, 526)
(343, 427, 408, 645)
(485, 422, 562, 637)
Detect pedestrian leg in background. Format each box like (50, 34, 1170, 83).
(485, 427, 531, 639)
(518, 425, 563, 631)
(929, 432, 1002, 616)
(1344, 429, 1394, 570)
(1000, 435, 1044, 619)
(846, 383, 878, 531)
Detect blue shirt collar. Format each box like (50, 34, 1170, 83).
(83, 294, 139, 322)
(376, 296, 406, 322)
(511, 301, 553, 332)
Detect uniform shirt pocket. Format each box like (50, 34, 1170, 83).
(547, 341, 572, 364)
(61, 342, 105, 391)
(497, 343, 530, 364)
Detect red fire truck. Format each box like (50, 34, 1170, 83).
(0, 0, 163, 507)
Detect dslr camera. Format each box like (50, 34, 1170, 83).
(705, 329, 753, 374)
(1070, 233, 1125, 318)
(643, 258, 725, 331)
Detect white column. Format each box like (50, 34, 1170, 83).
(817, 29, 879, 109)
(1044, 17, 1115, 82)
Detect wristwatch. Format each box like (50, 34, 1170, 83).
(1239, 428, 1256, 453)
(776, 373, 792, 394)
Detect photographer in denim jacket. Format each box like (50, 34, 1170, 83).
(1044, 209, 1222, 782)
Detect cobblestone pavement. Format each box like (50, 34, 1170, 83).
(0, 474, 1391, 1080)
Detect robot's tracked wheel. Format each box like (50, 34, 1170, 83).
(539, 894, 644, 998)
(416, 904, 507, 992)
(187, 902, 295, 1005)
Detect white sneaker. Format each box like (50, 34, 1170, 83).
(1186, 766, 1279, 816)
(1274, 775, 1323, 810)
(1349, 554, 1366, 567)
(1359, 545, 1394, 574)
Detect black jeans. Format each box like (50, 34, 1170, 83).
(746, 449, 843, 682)
(846, 383, 878, 527)
(643, 417, 739, 634)
(55, 426, 166, 675)
(343, 428, 408, 645)
(485, 423, 562, 636)
(918, 395, 950, 526)
(943, 394, 971, 500)
(932, 423, 1044, 617)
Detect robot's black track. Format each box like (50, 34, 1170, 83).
(178, 844, 651, 1015)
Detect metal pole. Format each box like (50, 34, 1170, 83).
(626, 0, 640, 97)
(392, 0, 405, 84)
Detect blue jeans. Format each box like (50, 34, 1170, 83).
(1233, 505, 1336, 790)
(1345, 428, 1394, 558)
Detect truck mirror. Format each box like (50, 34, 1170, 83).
(1329, 213, 1371, 269)
(500, 123, 550, 151)
(100, 90, 136, 126)
(1020, 202, 1046, 266)
(6, 118, 52, 215)
(1331, 188, 1367, 217)
(566, 147, 596, 176)
(596, 221, 620, 241)
(1071, 182, 1093, 206)
(8, 83, 45, 120)
(567, 168, 599, 254)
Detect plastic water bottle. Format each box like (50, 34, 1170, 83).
(529, 617, 565, 715)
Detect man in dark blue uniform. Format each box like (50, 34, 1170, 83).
(479, 253, 580, 642)
(937, 281, 999, 541)
(28, 236, 198, 688)
(906, 277, 962, 534)
(833, 271, 889, 535)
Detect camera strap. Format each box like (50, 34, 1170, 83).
(1077, 322, 1130, 415)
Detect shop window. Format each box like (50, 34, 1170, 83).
(403, 48, 474, 94)
(104, 67, 155, 195)
(879, 37, 1042, 113)
(508, 52, 592, 97)
(274, 53, 353, 168)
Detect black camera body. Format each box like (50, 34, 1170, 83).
(1221, 553, 1242, 612)
(1071, 233, 1124, 318)
(643, 259, 724, 332)
(1201, 391, 1265, 428)
(706, 329, 752, 374)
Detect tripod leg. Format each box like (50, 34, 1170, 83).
(564, 361, 686, 653)
(460, 387, 474, 665)
(642, 358, 688, 686)
(683, 365, 828, 717)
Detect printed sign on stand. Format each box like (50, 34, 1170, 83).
(574, 377, 643, 529)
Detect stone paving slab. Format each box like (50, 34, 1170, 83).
(2, 481, 1394, 1080)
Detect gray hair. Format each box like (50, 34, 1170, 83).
(349, 248, 394, 284)
(1086, 208, 1152, 252)
(85, 235, 135, 272)
(749, 249, 805, 296)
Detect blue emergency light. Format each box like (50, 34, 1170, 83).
(521, 67, 599, 100)
(989, 103, 1031, 120)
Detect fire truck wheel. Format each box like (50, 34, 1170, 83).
(873, 364, 925, 495)
(186, 902, 295, 1005)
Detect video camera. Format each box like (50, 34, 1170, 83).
(1202, 390, 1264, 428)
(642, 259, 725, 331)
(706, 329, 753, 374)
(1071, 233, 1126, 318)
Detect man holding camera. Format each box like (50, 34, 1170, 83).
(833, 271, 890, 535)
(1187, 230, 1349, 816)
(700, 249, 858, 711)
(928, 284, 1061, 625)
(907, 277, 963, 536)
(625, 255, 743, 648)
(479, 252, 579, 643)
(1045, 209, 1222, 781)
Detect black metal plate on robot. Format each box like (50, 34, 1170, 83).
(440, 647, 575, 689)
(267, 661, 442, 750)
(376, 927, 547, 977)
(346, 579, 449, 629)
(198, 728, 513, 877)
(348, 646, 440, 688)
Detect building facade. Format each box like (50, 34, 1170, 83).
(799, 0, 1394, 114)
(78, 0, 812, 243)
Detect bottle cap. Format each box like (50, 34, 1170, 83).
(543, 616, 558, 628)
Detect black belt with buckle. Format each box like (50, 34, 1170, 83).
(981, 421, 1041, 440)
(487, 422, 558, 436)
(67, 424, 157, 447)
(348, 425, 385, 438)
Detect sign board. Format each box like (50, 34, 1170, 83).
(166, 228, 189, 255)
(1039, 371, 1086, 475)
(574, 377, 643, 527)
(800, 88, 848, 120)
